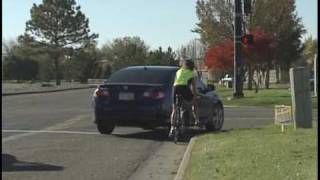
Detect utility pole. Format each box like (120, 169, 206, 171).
(233, 0, 244, 98)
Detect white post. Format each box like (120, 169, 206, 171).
(314, 53, 317, 96)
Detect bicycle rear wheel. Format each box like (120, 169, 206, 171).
(173, 104, 181, 143)
(172, 94, 186, 143)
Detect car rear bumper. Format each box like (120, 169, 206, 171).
(94, 105, 171, 127)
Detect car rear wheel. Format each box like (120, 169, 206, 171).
(97, 123, 115, 134)
(205, 104, 224, 131)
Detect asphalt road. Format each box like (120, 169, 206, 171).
(2, 89, 317, 180)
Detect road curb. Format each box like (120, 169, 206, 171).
(174, 136, 198, 180)
(2, 86, 97, 96)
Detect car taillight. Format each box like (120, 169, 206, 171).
(143, 91, 165, 99)
(152, 91, 165, 99)
(95, 88, 110, 97)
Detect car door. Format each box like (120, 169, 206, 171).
(195, 77, 213, 121)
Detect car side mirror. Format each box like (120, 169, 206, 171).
(197, 87, 206, 94)
(207, 84, 215, 91)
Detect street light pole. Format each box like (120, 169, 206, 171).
(233, 0, 244, 98)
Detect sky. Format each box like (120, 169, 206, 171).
(2, 0, 318, 50)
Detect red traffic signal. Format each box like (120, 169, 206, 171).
(242, 34, 254, 45)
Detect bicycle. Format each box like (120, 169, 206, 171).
(171, 94, 191, 143)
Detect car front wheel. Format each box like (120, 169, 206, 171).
(205, 104, 224, 131)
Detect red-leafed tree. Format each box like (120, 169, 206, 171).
(205, 39, 234, 72)
(243, 28, 276, 90)
(205, 29, 275, 89)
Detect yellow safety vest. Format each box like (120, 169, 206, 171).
(174, 68, 194, 86)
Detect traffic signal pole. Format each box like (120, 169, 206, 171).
(233, 0, 244, 98)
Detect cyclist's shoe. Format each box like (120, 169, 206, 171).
(168, 127, 174, 138)
(194, 118, 200, 126)
(195, 119, 204, 128)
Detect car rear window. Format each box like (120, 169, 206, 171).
(108, 68, 176, 85)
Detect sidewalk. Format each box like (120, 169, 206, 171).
(2, 82, 96, 95)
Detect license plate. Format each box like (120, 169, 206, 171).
(119, 92, 134, 100)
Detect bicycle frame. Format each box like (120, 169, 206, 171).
(172, 94, 189, 143)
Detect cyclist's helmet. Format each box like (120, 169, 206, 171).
(184, 59, 195, 70)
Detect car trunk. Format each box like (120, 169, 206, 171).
(97, 83, 166, 107)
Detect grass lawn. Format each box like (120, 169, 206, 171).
(184, 123, 317, 180)
(216, 85, 318, 108)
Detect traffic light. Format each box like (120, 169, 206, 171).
(242, 34, 254, 45)
(244, 0, 252, 15)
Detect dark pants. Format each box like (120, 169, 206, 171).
(173, 85, 193, 104)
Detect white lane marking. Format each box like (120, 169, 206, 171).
(2, 115, 92, 143)
(44, 115, 93, 131)
(2, 130, 99, 135)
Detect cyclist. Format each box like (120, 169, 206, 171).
(169, 59, 199, 137)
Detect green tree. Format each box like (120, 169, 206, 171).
(24, 0, 98, 85)
(3, 54, 39, 82)
(101, 36, 149, 72)
(193, 0, 237, 85)
(65, 42, 102, 83)
(193, 0, 234, 48)
(37, 54, 55, 82)
(16, 35, 56, 82)
(250, 0, 305, 84)
(3, 38, 45, 82)
(166, 47, 178, 66)
(302, 36, 317, 68)
(147, 46, 178, 66)
(194, 0, 305, 87)
(147, 47, 164, 65)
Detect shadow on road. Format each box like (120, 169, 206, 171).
(114, 128, 170, 141)
(113, 127, 229, 144)
(2, 154, 64, 172)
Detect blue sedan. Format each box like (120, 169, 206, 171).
(92, 66, 224, 134)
